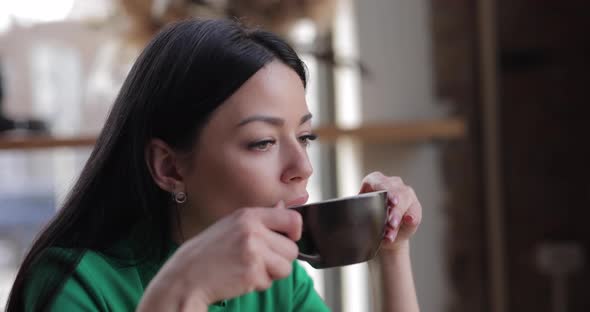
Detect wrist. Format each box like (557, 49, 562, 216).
(379, 241, 411, 262)
(140, 264, 210, 312)
(172, 264, 212, 310)
(179, 290, 209, 312)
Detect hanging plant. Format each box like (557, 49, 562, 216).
(225, 0, 336, 36)
(118, 0, 335, 45)
(115, 0, 367, 76)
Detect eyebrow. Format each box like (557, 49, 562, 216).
(237, 113, 313, 127)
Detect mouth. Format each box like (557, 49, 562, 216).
(285, 193, 309, 208)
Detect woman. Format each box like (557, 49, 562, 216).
(7, 19, 422, 311)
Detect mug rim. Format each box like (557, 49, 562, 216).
(289, 190, 387, 209)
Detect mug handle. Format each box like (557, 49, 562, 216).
(274, 230, 321, 264)
(297, 252, 321, 264)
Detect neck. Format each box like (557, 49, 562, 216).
(169, 204, 210, 245)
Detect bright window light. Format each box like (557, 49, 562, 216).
(0, 0, 75, 23)
(333, 0, 369, 311)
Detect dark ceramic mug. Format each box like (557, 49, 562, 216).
(288, 190, 388, 269)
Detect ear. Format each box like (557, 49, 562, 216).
(145, 138, 185, 193)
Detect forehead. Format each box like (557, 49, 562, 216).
(212, 61, 309, 124)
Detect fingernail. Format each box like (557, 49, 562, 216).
(276, 200, 285, 208)
(388, 208, 394, 222)
(387, 232, 396, 242)
(383, 229, 391, 237)
(403, 215, 414, 224)
(391, 216, 400, 228)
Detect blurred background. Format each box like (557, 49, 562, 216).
(0, 0, 588, 311)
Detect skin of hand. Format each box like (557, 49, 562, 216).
(140, 171, 422, 312)
(358, 171, 422, 253)
(359, 171, 422, 312)
(138, 202, 302, 312)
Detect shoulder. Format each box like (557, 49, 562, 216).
(289, 261, 327, 309)
(24, 247, 144, 311)
(263, 261, 314, 295)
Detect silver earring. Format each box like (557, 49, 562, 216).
(173, 191, 187, 204)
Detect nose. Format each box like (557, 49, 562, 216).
(280, 140, 313, 184)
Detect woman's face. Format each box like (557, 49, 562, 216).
(181, 61, 314, 229)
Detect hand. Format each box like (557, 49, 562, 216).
(359, 172, 422, 253)
(138, 202, 302, 312)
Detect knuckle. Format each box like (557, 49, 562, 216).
(368, 171, 381, 178)
(277, 261, 293, 279)
(237, 222, 254, 237)
(239, 234, 259, 263)
(390, 176, 403, 184)
(235, 210, 257, 233)
(235, 208, 255, 222)
(290, 211, 303, 231)
(375, 181, 389, 191)
(406, 186, 418, 200)
(257, 277, 272, 291)
(375, 171, 386, 177)
(363, 171, 381, 184)
(241, 268, 258, 288)
(416, 203, 423, 218)
(286, 242, 299, 260)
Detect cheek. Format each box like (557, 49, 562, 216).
(189, 149, 283, 210)
(223, 154, 282, 206)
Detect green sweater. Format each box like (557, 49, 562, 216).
(23, 242, 330, 311)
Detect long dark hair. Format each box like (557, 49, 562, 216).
(7, 18, 307, 311)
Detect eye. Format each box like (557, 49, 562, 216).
(298, 133, 318, 147)
(247, 139, 276, 151)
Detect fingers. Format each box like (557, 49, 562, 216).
(242, 243, 292, 292)
(404, 187, 422, 225)
(233, 209, 297, 290)
(387, 186, 414, 224)
(266, 204, 303, 241)
(260, 243, 295, 281)
(231, 207, 300, 279)
(360, 171, 402, 193)
(401, 199, 422, 230)
(234, 207, 302, 242)
(383, 222, 400, 242)
(359, 172, 422, 240)
(260, 227, 299, 262)
(246, 244, 292, 292)
(236, 222, 294, 291)
(240, 249, 273, 292)
(382, 183, 413, 229)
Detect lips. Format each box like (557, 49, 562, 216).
(285, 193, 309, 208)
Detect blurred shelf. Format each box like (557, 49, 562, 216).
(0, 118, 466, 150)
(313, 118, 466, 143)
(0, 135, 97, 150)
